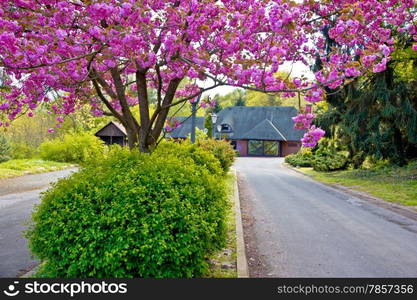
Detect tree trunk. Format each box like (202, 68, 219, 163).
(138, 128, 151, 153)
(126, 126, 139, 150)
(124, 123, 152, 153)
(123, 124, 154, 153)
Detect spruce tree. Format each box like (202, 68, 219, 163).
(314, 25, 417, 167)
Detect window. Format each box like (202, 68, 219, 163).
(230, 141, 237, 150)
(248, 140, 263, 156)
(248, 140, 279, 156)
(264, 141, 279, 156)
(220, 124, 232, 132)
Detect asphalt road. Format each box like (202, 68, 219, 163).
(235, 157, 417, 277)
(0, 168, 77, 277)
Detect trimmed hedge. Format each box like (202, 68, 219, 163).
(27, 146, 229, 278)
(39, 132, 104, 164)
(197, 139, 236, 173)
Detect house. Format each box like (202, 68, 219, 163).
(214, 106, 304, 157)
(95, 121, 127, 146)
(94, 107, 304, 157)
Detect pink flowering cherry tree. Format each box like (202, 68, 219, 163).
(0, 0, 415, 151)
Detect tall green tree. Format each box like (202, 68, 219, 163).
(316, 45, 417, 166)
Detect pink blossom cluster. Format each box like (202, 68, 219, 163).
(200, 99, 216, 109)
(0, 0, 415, 148)
(292, 111, 326, 147)
(304, 88, 325, 103)
(176, 84, 201, 103)
(312, 0, 415, 88)
(301, 126, 326, 148)
(292, 113, 316, 130)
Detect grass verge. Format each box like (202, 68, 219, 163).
(203, 173, 237, 278)
(296, 161, 417, 208)
(0, 159, 72, 179)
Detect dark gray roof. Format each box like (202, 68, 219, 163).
(215, 106, 305, 141)
(168, 116, 205, 139)
(95, 121, 127, 137)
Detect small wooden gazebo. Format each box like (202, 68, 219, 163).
(95, 121, 127, 146)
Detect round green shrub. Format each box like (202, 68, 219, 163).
(312, 152, 348, 172)
(197, 139, 236, 174)
(38, 132, 104, 164)
(27, 147, 228, 278)
(285, 151, 313, 167)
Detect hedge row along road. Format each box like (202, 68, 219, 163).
(0, 168, 77, 277)
(236, 157, 417, 277)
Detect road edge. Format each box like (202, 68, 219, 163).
(283, 162, 417, 222)
(0, 165, 78, 181)
(233, 169, 249, 278)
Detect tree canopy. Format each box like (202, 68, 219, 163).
(0, 0, 415, 151)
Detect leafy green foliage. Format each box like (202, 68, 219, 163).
(38, 132, 105, 164)
(10, 142, 38, 159)
(186, 127, 208, 140)
(285, 150, 313, 167)
(27, 145, 229, 278)
(154, 140, 223, 176)
(0, 134, 11, 163)
(307, 138, 348, 172)
(285, 140, 348, 171)
(312, 152, 348, 172)
(197, 139, 236, 174)
(2, 110, 108, 149)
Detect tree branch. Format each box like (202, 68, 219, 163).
(2, 50, 103, 70)
(149, 78, 183, 143)
(90, 78, 124, 123)
(109, 67, 140, 131)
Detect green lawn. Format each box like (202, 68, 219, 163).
(0, 159, 72, 179)
(204, 173, 237, 278)
(297, 162, 417, 208)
